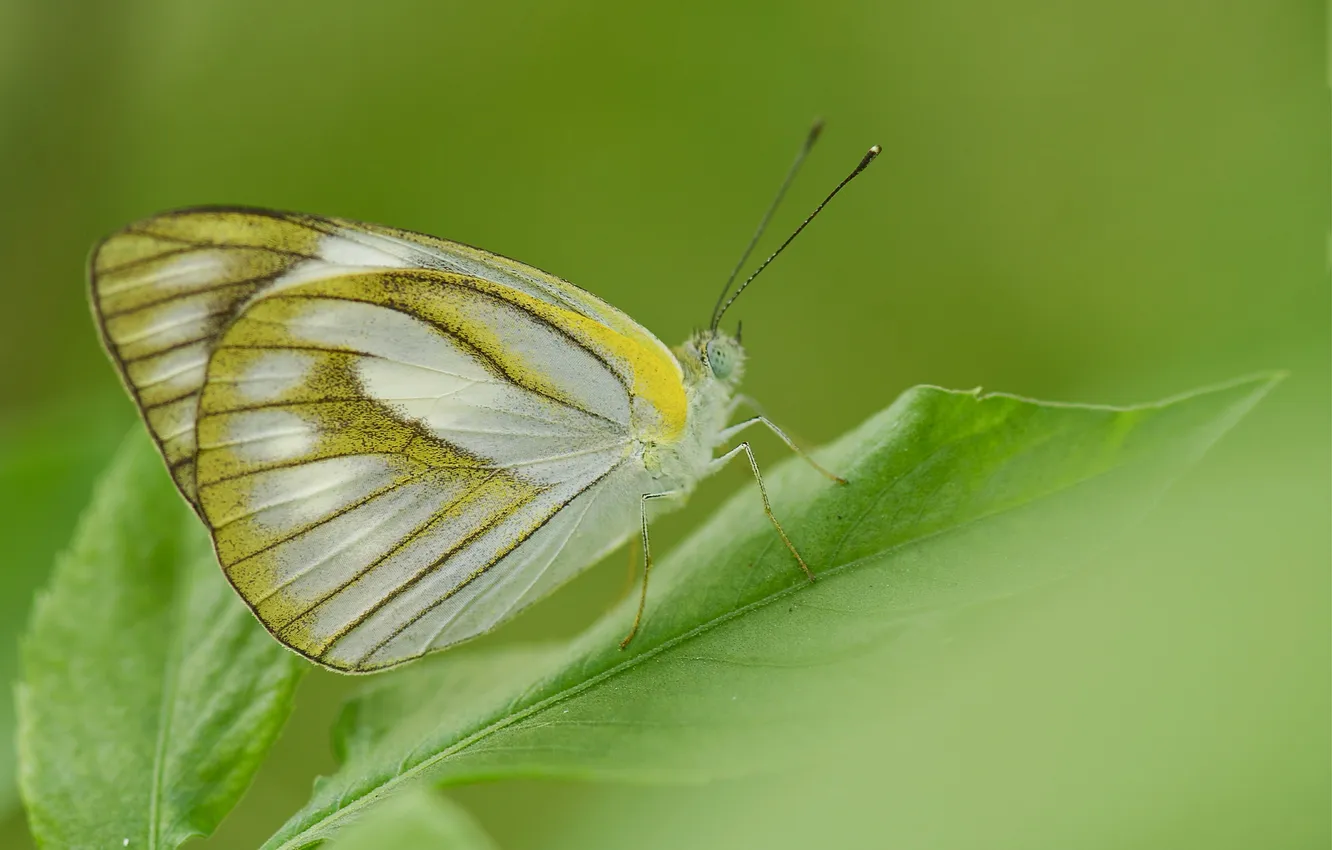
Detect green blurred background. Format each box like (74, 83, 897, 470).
(1, 1, 1326, 847)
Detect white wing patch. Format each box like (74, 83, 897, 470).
(97, 249, 231, 299)
(214, 454, 403, 532)
(224, 349, 319, 404)
(212, 408, 318, 463)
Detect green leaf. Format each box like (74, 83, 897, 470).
(326, 788, 497, 850)
(17, 431, 308, 849)
(0, 395, 129, 817)
(265, 376, 1277, 850)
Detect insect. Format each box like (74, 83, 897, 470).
(88, 125, 879, 672)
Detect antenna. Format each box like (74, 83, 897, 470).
(709, 120, 824, 329)
(712, 143, 881, 330)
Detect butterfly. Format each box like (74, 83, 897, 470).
(88, 126, 879, 672)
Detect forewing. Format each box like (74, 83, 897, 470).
(194, 270, 641, 670)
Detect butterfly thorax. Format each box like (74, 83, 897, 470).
(640, 331, 745, 489)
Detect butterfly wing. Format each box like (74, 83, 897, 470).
(90, 209, 328, 501)
(90, 207, 684, 670)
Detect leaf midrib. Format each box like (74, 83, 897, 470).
(147, 531, 190, 850)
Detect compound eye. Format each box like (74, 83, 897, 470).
(705, 339, 732, 380)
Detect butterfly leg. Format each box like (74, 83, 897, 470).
(710, 442, 817, 582)
(717, 415, 846, 484)
(620, 489, 683, 650)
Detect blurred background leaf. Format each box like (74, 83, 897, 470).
(0, 0, 1324, 847)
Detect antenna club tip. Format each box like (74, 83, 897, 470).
(853, 145, 881, 173)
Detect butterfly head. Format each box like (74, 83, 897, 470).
(680, 328, 746, 387)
